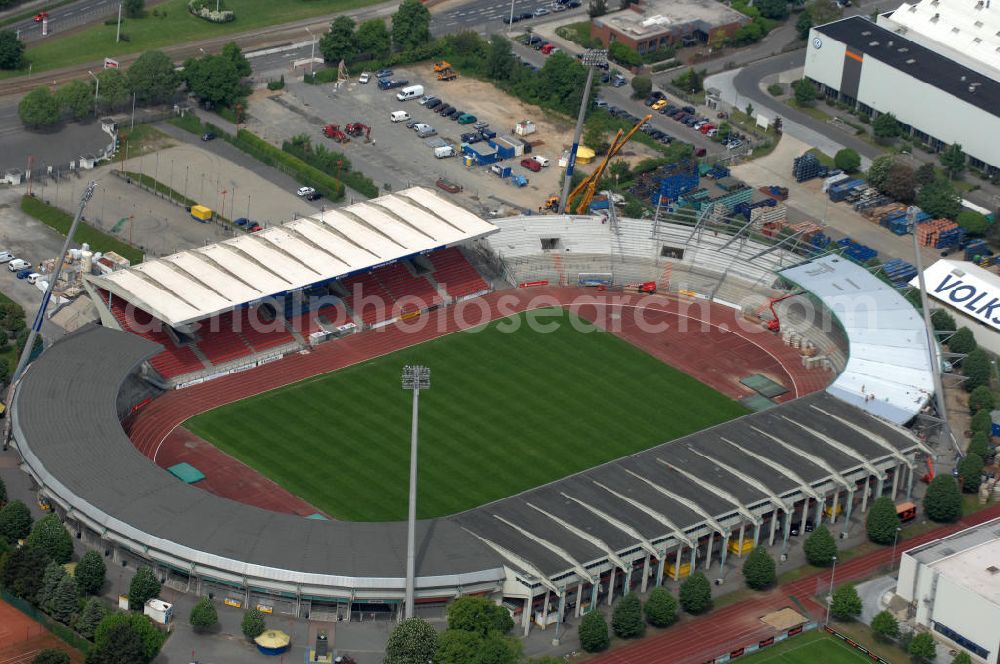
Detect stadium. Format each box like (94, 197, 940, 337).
(9, 186, 936, 634)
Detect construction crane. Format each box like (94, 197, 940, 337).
(565, 114, 652, 215)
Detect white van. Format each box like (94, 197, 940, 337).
(390, 110, 411, 123)
(8, 259, 29, 271)
(532, 155, 550, 167)
(27, 273, 40, 285)
(396, 84, 424, 101)
(434, 145, 455, 159)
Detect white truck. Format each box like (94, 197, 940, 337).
(396, 84, 425, 101)
(434, 145, 455, 159)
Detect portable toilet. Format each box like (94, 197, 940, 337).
(991, 410, 1000, 437)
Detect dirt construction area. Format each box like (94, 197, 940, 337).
(0, 599, 83, 664)
(244, 67, 658, 215)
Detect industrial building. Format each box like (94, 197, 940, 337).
(803, 12, 1000, 173)
(910, 259, 1000, 354)
(897, 518, 1000, 663)
(590, 0, 747, 55)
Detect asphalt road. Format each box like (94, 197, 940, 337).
(10, 0, 119, 44)
(431, 0, 586, 37)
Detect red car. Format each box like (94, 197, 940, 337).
(521, 158, 542, 172)
(33, 11, 48, 22)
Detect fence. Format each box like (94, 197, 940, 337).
(1, 589, 92, 653)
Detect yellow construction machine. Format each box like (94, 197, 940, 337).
(563, 114, 652, 214)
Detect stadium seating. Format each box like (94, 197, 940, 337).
(237, 307, 295, 352)
(98, 290, 204, 379)
(429, 248, 489, 298)
(195, 311, 254, 365)
(341, 272, 395, 326)
(374, 263, 442, 312)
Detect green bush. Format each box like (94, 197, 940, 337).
(20, 196, 143, 265)
(969, 385, 995, 413)
(830, 584, 862, 621)
(964, 349, 992, 392)
(924, 475, 963, 522)
(643, 587, 677, 627)
(579, 610, 610, 652)
(804, 525, 837, 566)
(949, 327, 978, 354)
(609, 41, 642, 68)
(767, 83, 784, 96)
(611, 593, 643, 639)
(865, 496, 901, 545)
(232, 130, 345, 201)
(282, 136, 378, 199)
(957, 453, 984, 493)
(679, 571, 712, 615)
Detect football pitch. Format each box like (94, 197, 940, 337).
(737, 632, 874, 663)
(185, 308, 748, 521)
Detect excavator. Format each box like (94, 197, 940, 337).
(434, 60, 458, 80)
(345, 122, 371, 141)
(563, 114, 652, 214)
(323, 124, 349, 143)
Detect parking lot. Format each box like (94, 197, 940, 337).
(244, 68, 659, 215)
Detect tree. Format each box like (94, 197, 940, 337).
(356, 19, 390, 58)
(77, 597, 109, 640)
(924, 475, 963, 522)
(127, 50, 179, 105)
(963, 349, 991, 392)
(956, 210, 988, 236)
(871, 610, 899, 641)
(127, 566, 161, 611)
(183, 55, 244, 108)
(588, 0, 608, 17)
(866, 496, 902, 545)
(867, 154, 896, 190)
(834, 148, 861, 173)
(0, 477, 5, 506)
(873, 112, 901, 140)
(679, 571, 713, 615)
(87, 621, 149, 664)
(189, 597, 218, 631)
(883, 163, 916, 203)
(95, 68, 130, 111)
(50, 575, 79, 624)
(385, 617, 438, 664)
(804, 525, 837, 566)
(643, 587, 677, 627)
(93, 613, 164, 663)
(917, 178, 962, 219)
(435, 629, 480, 664)
(949, 327, 978, 354)
(940, 143, 966, 180)
(241, 608, 266, 639)
(478, 632, 522, 663)
(971, 409, 993, 437)
(756, 0, 789, 19)
(124, 0, 144, 18)
(915, 162, 937, 186)
(32, 650, 70, 664)
(611, 593, 643, 639)
(19, 86, 61, 129)
(447, 596, 514, 637)
(0, 499, 33, 543)
(0, 29, 25, 70)
(931, 309, 956, 333)
(222, 41, 251, 78)
(969, 385, 995, 413)
(792, 78, 817, 106)
(631, 75, 652, 99)
(952, 653, 973, 664)
(609, 41, 642, 67)
(76, 550, 106, 596)
(742, 546, 776, 590)
(969, 430, 991, 460)
(830, 583, 862, 621)
(578, 610, 610, 652)
(797, 0, 841, 39)
(485, 36, 515, 82)
(909, 632, 936, 662)
(392, 0, 431, 52)
(55, 80, 93, 121)
(672, 68, 704, 93)
(2, 545, 50, 602)
(28, 515, 73, 564)
(957, 453, 984, 493)
(39, 561, 68, 610)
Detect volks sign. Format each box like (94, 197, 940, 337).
(911, 260, 1000, 331)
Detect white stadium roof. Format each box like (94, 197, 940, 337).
(781, 254, 935, 425)
(87, 187, 497, 327)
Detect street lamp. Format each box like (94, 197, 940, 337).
(558, 48, 607, 215)
(305, 27, 317, 78)
(825, 555, 838, 625)
(401, 365, 431, 620)
(88, 70, 99, 115)
(891, 526, 903, 572)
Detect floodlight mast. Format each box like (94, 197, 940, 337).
(401, 365, 430, 619)
(558, 49, 607, 214)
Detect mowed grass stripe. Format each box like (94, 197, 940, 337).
(185, 309, 749, 521)
(736, 632, 874, 663)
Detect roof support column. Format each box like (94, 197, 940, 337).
(641, 554, 651, 593)
(831, 489, 840, 525)
(553, 589, 567, 646)
(861, 476, 871, 513)
(625, 563, 633, 596)
(907, 464, 915, 501)
(689, 544, 697, 573)
(656, 552, 666, 587)
(541, 590, 550, 628)
(704, 531, 715, 570)
(575, 582, 584, 618)
(674, 545, 684, 581)
(800, 499, 809, 533)
(522, 594, 532, 637)
(782, 508, 793, 554)
(815, 495, 824, 525)
(719, 532, 730, 572)
(589, 578, 599, 613)
(606, 568, 615, 606)
(769, 509, 778, 546)
(842, 489, 855, 537)
(892, 463, 901, 499)
(876, 472, 885, 499)
(737, 523, 747, 558)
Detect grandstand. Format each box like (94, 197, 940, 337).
(9, 197, 939, 631)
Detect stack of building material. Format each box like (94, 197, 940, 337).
(915, 219, 958, 247)
(882, 258, 918, 287)
(836, 237, 878, 263)
(750, 204, 788, 230)
(787, 220, 822, 240)
(792, 153, 825, 182)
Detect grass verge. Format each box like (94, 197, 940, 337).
(20, 195, 144, 265)
(736, 629, 875, 663)
(20, 0, 382, 74)
(186, 308, 749, 521)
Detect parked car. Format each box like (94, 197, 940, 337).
(375, 69, 393, 78)
(504, 14, 520, 23)
(0, 251, 13, 263)
(425, 98, 443, 110)
(651, 99, 668, 111)
(8, 259, 29, 272)
(405, 118, 420, 128)
(306, 191, 322, 201)
(595, 98, 609, 108)
(15, 269, 31, 279)
(419, 95, 437, 105)
(533, 6, 550, 15)
(413, 123, 432, 132)
(521, 158, 542, 172)
(478, 127, 497, 139)
(358, 72, 371, 84)
(248, 222, 263, 232)
(532, 155, 550, 167)
(457, 113, 477, 124)
(519, 11, 533, 20)
(296, 186, 316, 197)
(234, 217, 250, 227)
(695, 147, 707, 157)
(201, 132, 216, 141)
(33, 11, 48, 22)
(461, 132, 480, 143)
(612, 74, 627, 87)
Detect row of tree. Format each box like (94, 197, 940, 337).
(18, 42, 251, 129)
(319, 0, 432, 66)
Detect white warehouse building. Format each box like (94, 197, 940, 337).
(803, 11, 1000, 174)
(897, 518, 1000, 663)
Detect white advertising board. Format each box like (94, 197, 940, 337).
(911, 260, 1000, 331)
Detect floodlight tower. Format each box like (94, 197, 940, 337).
(401, 364, 430, 619)
(558, 48, 608, 214)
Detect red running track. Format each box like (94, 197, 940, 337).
(126, 288, 833, 513)
(597, 502, 1000, 664)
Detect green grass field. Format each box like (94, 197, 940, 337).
(738, 632, 873, 664)
(185, 308, 748, 521)
(18, 0, 380, 75)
